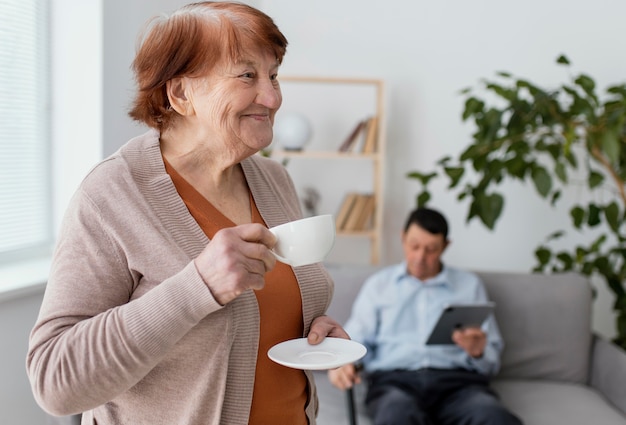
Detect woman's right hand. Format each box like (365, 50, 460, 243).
(194, 223, 277, 305)
(328, 363, 361, 390)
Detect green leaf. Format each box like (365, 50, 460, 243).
(588, 170, 604, 189)
(463, 97, 485, 121)
(550, 190, 561, 206)
(607, 84, 626, 98)
(506, 110, 524, 133)
(593, 255, 610, 272)
(406, 171, 437, 185)
(417, 191, 430, 208)
(607, 275, 626, 298)
(473, 192, 504, 230)
(531, 165, 552, 197)
(436, 156, 452, 166)
(556, 55, 570, 65)
(497, 71, 512, 78)
(574, 74, 598, 103)
(546, 144, 562, 162)
(555, 162, 567, 183)
(516, 79, 542, 96)
(589, 234, 607, 252)
(556, 252, 574, 270)
(571, 206, 585, 228)
(546, 230, 565, 240)
(444, 167, 465, 188)
(588, 203, 601, 227)
(535, 247, 551, 265)
(480, 108, 504, 144)
(565, 150, 578, 168)
(485, 159, 505, 184)
(601, 130, 621, 163)
(460, 144, 478, 160)
(486, 83, 517, 101)
(567, 88, 596, 122)
(604, 201, 620, 233)
(576, 245, 589, 259)
(504, 156, 528, 179)
(581, 261, 594, 275)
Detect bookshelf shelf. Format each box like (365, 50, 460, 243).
(272, 76, 386, 264)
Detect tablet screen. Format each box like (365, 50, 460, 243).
(425, 302, 495, 345)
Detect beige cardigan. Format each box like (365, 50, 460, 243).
(26, 130, 333, 425)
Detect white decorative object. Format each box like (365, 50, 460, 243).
(273, 111, 313, 151)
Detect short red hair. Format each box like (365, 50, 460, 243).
(128, 1, 288, 131)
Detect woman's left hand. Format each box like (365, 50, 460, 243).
(307, 315, 350, 345)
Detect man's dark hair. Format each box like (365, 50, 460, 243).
(403, 207, 449, 240)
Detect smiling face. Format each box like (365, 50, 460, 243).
(129, 2, 288, 132)
(170, 48, 282, 158)
(402, 223, 449, 281)
(162, 46, 282, 163)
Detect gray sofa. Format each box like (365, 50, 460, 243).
(314, 263, 626, 425)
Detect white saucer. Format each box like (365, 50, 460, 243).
(268, 337, 367, 370)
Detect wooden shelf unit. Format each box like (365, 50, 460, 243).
(273, 76, 386, 264)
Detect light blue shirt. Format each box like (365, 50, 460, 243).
(344, 263, 503, 376)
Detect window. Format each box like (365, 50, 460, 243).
(0, 1, 51, 264)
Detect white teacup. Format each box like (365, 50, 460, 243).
(269, 214, 335, 267)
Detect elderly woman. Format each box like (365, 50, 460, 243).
(26, 2, 345, 424)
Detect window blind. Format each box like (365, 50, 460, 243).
(0, 0, 51, 263)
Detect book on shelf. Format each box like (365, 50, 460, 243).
(354, 194, 376, 230)
(339, 193, 376, 231)
(338, 120, 366, 152)
(335, 192, 359, 230)
(342, 194, 368, 231)
(362, 116, 379, 154)
(338, 115, 379, 153)
(349, 120, 368, 153)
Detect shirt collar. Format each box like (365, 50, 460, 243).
(396, 262, 451, 287)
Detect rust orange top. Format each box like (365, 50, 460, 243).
(164, 159, 308, 424)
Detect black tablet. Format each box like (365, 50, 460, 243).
(425, 302, 495, 345)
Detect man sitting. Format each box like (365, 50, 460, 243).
(328, 207, 523, 425)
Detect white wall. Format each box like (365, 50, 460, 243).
(98, 1, 624, 336)
(257, 0, 625, 339)
(102, 0, 190, 156)
(0, 290, 47, 424)
(52, 0, 103, 234)
(102, 0, 260, 156)
(0, 1, 102, 423)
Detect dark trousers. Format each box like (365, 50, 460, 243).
(365, 368, 523, 425)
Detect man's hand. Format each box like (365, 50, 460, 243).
(328, 363, 361, 390)
(452, 327, 487, 358)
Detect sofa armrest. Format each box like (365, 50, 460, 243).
(590, 334, 626, 416)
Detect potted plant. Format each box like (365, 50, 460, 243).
(407, 55, 626, 349)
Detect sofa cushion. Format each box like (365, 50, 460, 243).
(314, 374, 626, 425)
(591, 336, 626, 415)
(477, 271, 592, 384)
(325, 264, 594, 384)
(492, 379, 626, 425)
(320, 264, 620, 425)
